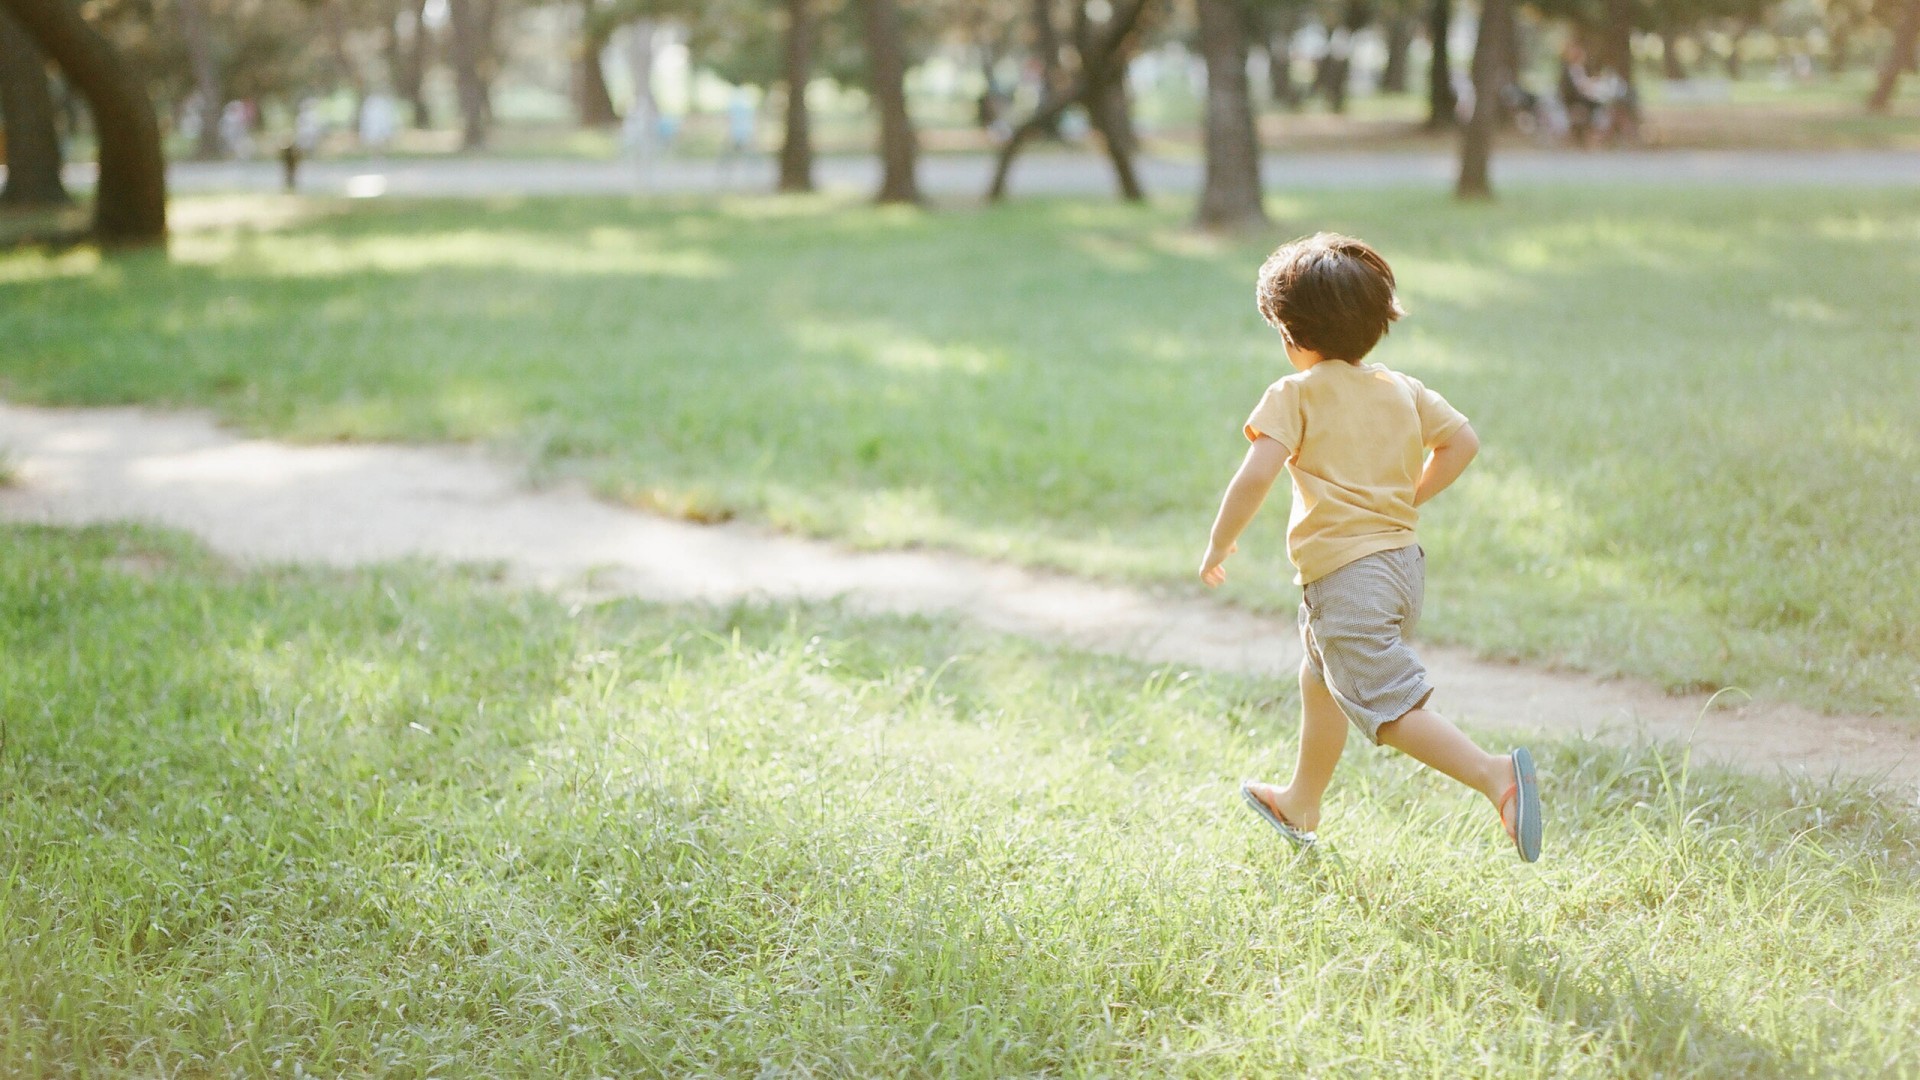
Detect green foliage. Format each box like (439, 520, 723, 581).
(686, 0, 903, 90)
(2, 523, 1918, 1075)
(93, 0, 327, 111)
(1, 190, 1916, 718)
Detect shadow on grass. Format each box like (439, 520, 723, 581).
(4, 189, 1917, 713)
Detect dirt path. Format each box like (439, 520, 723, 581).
(5, 399, 1915, 796)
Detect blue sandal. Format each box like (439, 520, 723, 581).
(1241, 781, 1317, 851)
(1498, 748, 1543, 863)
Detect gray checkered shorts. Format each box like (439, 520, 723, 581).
(1299, 543, 1434, 744)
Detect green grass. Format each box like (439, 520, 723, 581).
(2, 189, 1917, 718)
(3, 523, 1919, 1076)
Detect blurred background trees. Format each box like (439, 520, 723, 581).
(2, 0, 1918, 241)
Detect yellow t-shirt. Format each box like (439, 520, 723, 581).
(1243, 361, 1468, 585)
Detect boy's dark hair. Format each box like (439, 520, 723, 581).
(1255, 233, 1406, 361)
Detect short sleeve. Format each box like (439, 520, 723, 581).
(1405, 374, 1468, 449)
(1243, 379, 1301, 454)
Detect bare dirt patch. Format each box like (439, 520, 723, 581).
(4, 399, 1915, 798)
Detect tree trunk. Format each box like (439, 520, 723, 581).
(1425, 0, 1455, 127)
(1603, 0, 1638, 122)
(1315, 27, 1351, 112)
(859, 0, 919, 203)
(1264, 7, 1303, 109)
(1077, 0, 1142, 200)
(1457, 0, 1512, 199)
(0, 0, 164, 245)
(574, 0, 618, 128)
(778, 0, 814, 192)
(401, 0, 433, 128)
(0, 6, 69, 206)
(385, 0, 433, 129)
(1381, 13, 1413, 93)
(989, 0, 1153, 202)
(1096, 69, 1136, 157)
(1087, 68, 1142, 200)
(176, 0, 222, 160)
(447, 0, 495, 149)
(1659, 29, 1686, 79)
(577, 47, 616, 128)
(988, 92, 1071, 199)
(1868, 0, 1920, 112)
(1194, 0, 1264, 228)
(1829, 19, 1852, 73)
(1031, 0, 1063, 136)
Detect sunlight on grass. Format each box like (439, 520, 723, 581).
(1393, 254, 1533, 310)
(794, 316, 1004, 377)
(0, 246, 101, 284)
(181, 229, 735, 279)
(2, 190, 1915, 716)
(2, 525, 1918, 1076)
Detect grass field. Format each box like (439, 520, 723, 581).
(3, 189, 1917, 718)
(3, 524, 1918, 1076)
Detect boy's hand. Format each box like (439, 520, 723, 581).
(1199, 541, 1237, 588)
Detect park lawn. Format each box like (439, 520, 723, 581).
(1, 188, 1916, 718)
(3, 524, 1919, 1077)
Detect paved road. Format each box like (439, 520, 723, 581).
(53, 148, 1920, 200)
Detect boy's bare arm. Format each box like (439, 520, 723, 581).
(1414, 422, 1479, 507)
(1200, 436, 1289, 586)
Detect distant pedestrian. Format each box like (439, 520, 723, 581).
(280, 98, 325, 193)
(623, 97, 659, 187)
(359, 92, 398, 153)
(294, 98, 325, 155)
(1558, 42, 1604, 148)
(718, 89, 756, 184)
(1202, 233, 1543, 864)
(219, 100, 254, 159)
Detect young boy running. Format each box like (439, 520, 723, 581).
(1200, 233, 1543, 863)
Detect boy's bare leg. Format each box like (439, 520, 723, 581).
(1247, 660, 1347, 833)
(1376, 706, 1518, 813)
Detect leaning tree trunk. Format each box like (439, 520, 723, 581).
(1195, 0, 1265, 228)
(176, 0, 223, 160)
(1086, 65, 1143, 199)
(1868, 0, 1920, 112)
(859, 0, 919, 203)
(1381, 13, 1413, 93)
(1426, 0, 1456, 127)
(0, 6, 69, 206)
(778, 0, 814, 192)
(574, 0, 618, 128)
(1077, 0, 1143, 200)
(447, 0, 495, 149)
(1457, 0, 1512, 199)
(0, 0, 165, 245)
(988, 0, 1153, 201)
(1095, 69, 1138, 156)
